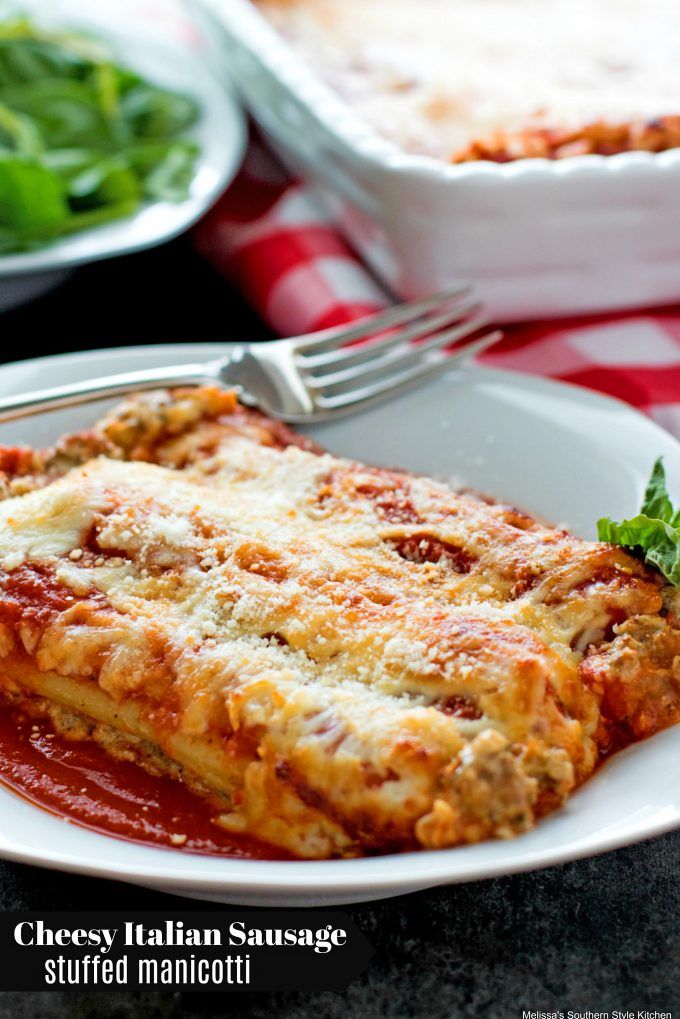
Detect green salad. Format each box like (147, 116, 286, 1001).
(598, 458, 680, 586)
(0, 18, 201, 254)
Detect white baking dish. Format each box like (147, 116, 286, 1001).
(197, 0, 680, 322)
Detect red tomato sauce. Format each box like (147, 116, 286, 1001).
(0, 704, 291, 860)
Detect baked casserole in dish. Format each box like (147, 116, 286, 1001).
(0, 387, 679, 859)
(256, 0, 680, 164)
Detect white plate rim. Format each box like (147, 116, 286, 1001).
(0, 343, 678, 901)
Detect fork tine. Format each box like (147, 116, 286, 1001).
(305, 315, 490, 392)
(300, 296, 480, 373)
(315, 330, 503, 412)
(292, 285, 471, 352)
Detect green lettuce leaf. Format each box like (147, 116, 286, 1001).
(639, 456, 680, 526)
(597, 458, 680, 585)
(0, 156, 67, 230)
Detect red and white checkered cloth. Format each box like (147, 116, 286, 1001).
(194, 139, 680, 439)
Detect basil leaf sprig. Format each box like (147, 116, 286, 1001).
(0, 18, 200, 254)
(597, 458, 680, 586)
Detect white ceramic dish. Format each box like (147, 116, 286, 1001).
(0, 0, 246, 312)
(199, 0, 680, 322)
(0, 343, 679, 905)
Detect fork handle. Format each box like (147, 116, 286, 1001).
(0, 360, 225, 424)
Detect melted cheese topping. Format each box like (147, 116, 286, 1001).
(0, 388, 678, 858)
(256, 0, 680, 161)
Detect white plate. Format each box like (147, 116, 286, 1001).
(0, 0, 246, 310)
(0, 344, 679, 907)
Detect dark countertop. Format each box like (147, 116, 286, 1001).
(0, 240, 678, 1018)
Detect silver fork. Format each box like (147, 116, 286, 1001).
(0, 287, 501, 424)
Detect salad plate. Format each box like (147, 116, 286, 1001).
(0, 343, 678, 906)
(0, 0, 245, 310)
